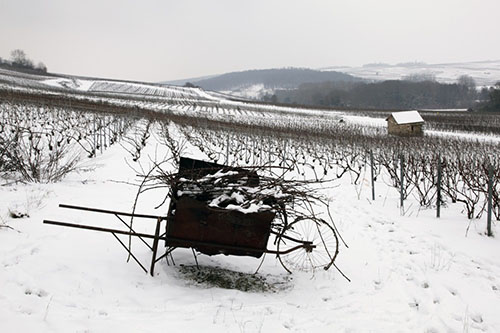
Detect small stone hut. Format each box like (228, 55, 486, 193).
(386, 110, 424, 136)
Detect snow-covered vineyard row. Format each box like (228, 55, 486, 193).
(171, 121, 500, 222)
(4, 67, 500, 138)
(1, 68, 500, 331)
(2, 66, 500, 223)
(87, 80, 218, 100)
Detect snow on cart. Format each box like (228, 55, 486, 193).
(44, 157, 344, 276)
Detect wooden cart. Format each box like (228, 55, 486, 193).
(44, 157, 337, 275)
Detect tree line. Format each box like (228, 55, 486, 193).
(0, 49, 47, 73)
(477, 82, 500, 112)
(263, 75, 500, 111)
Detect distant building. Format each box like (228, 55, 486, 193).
(386, 110, 424, 136)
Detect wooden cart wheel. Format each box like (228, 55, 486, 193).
(277, 219, 338, 273)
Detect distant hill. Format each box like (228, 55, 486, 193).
(161, 60, 500, 99)
(163, 68, 361, 99)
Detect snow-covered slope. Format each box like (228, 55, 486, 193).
(2, 66, 500, 331)
(1, 123, 500, 332)
(322, 60, 500, 86)
(220, 84, 275, 99)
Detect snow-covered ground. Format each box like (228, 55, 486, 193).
(341, 113, 500, 144)
(43, 78, 94, 92)
(1, 123, 500, 332)
(221, 84, 275, 100)
(322, 60, 500, 87)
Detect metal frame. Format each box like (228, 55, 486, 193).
(44, 204, 168, 276)
(43, 203, 317, 275)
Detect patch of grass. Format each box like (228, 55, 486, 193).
(8, 209, 29, 219)
(178, 265, 291, 293)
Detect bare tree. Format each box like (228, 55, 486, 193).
(457, 75, 476, 90)
(404, 72, 436, 82)
(36, 62, 47, 73)
(10, 49, 33, 67)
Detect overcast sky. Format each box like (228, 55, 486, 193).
(1, 0, 499, 82)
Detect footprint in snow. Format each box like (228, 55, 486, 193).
(24, 288, 48, 297)
(36, 289, 48, 297)
(373, 280, 383, 290)
(425, 328, 439, 333)
(471, 314, 483, 324)
(408, 300, 419, 310)
(20, 307, 33, 315)
(283, 318, 295, 330)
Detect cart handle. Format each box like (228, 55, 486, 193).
(59, 204, 166, 220)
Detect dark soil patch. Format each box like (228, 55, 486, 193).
(178, 265, 292, 292)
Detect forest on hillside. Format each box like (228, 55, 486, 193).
(262, 75, 498, 110)
(0, 49, 47, 73)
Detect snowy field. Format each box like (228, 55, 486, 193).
(1, 119, 500, 332)
(1, 68, 500, 332)
(341, 113, 500, 144)
(322, 60, 500, 87)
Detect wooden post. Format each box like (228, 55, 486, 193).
(99, 118, 103, 154)
(268, 137, 272, 169)
(282, 140, 287, 166)
(370, 150, 375, 201)
(226, 134, 230, 165)
(437, 155, 442, 218)
(400, 154, 404, 211)
(259, 140, 263, 166)
(103, 116, 107, 149)
(245, 135, 248, 164)
(150, 217, 162, 276)
(487, 164, 493, 237)
(252, 137, 255, 165)
(108, 119, 112, 146)
(93, 114, 96, 157)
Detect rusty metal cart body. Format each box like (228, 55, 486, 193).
(164, 157, 275, 259)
